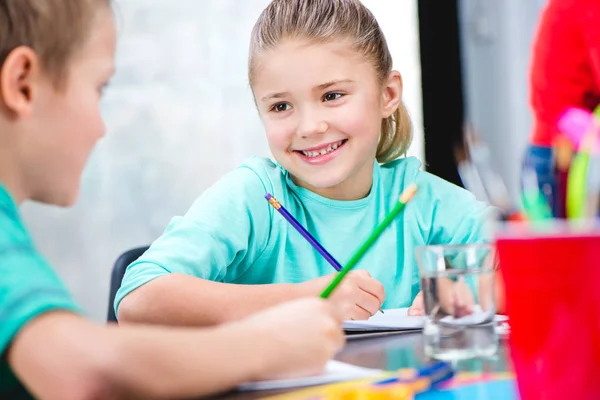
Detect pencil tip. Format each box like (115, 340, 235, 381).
(265, 193, 273, 200)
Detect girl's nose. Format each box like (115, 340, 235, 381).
(297, 109, 329, 139)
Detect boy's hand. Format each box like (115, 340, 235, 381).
(240, 298, 345, 381)
(302, 270, 385, 320)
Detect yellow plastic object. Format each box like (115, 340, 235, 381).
(323, 385, 413, 400)
(264, 367, 441, 400)
(564, 104, 600, 220)
(566, 139, 592, 219)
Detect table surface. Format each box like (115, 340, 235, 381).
(216, 331, 511, 400)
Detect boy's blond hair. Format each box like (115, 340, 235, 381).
(249, 0, 412, 163)
(0, 0, 111, 88)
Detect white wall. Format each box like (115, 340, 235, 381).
(21, 0, 423, 321)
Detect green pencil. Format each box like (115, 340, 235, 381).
(320, 184, 418, 299)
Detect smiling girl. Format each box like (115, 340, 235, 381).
(116, 0, 493, 326)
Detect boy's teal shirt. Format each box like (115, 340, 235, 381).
(0, 184, 80, 398)
(116, 157, 494, 314)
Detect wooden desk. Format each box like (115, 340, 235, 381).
(218, 332, 510, 399)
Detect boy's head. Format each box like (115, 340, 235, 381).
(0, 0, 115, 206)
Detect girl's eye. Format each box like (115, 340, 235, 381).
(323, 92, 343, 102)
(271, 103, 292, 112)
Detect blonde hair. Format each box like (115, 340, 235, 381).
(249, 0, 412, 163)
(0, 0, 111, 88)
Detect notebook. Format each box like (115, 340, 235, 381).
(343, 308, 508, 332)
(343, 308, 424, 332)
(237, 360, 382, 391)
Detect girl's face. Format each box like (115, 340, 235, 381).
(252, 38, 402, 200)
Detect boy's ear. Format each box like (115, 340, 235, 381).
(0, 46, 40, 118)
(381, 70, 403, 118)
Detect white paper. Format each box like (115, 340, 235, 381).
(343, 308, 424, 331)
(439, 308, 497, 326)
(343, 308, 507, 331)
(237, 360, 381, 391)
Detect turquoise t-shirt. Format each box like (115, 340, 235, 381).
(115, 157, 493, 314)
(0, 185, 80, 398)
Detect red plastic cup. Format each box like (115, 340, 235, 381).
(496, 223, 600, 400)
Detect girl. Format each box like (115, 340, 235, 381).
(117, 0, 493, 326)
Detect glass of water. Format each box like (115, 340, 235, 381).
(415, 243, 499, 361)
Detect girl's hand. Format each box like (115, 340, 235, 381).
(302, 270, 385, 320)
(436, 278, 474, 317)
(408, 291, 424, 316)
(407, 279, 475, 318)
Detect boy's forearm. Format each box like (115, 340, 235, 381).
(118, 273, 314, 326)
(9, 312, 276, 399)
(104, 320, 273, 398)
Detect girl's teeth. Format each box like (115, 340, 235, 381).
(302, 141, 344, 158)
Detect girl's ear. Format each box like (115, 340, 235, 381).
(381, 70, 403, 118)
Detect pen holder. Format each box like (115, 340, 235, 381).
(495, 222, 600, 400)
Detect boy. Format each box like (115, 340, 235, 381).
(0, 1, 344, 398)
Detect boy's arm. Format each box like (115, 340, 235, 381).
(8, 312, 264, 399)
(9, 299, 344, 400)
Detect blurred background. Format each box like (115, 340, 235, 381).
(20, 0, 547, 321)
